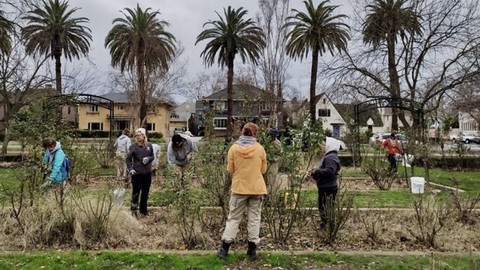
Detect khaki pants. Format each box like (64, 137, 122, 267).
(115, 151, 127, 181)
(221, 193, 263, 244)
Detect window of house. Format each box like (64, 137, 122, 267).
(117, 104, 125, 110)
(261, 102, 269, 111)
(147, 123, 156, 131)
(88, 122, 103, 131)
(318, 109, 330, 117)
(213, 118, 227, 130)
(88, 105, 98, 112)
(323, 98, 326, 104)
(213, 101, 226, 111)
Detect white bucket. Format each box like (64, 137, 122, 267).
(411, 177, 425, 194)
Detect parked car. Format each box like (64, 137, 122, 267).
(451, 133, 480, 144)
(369, 133, 408, 148)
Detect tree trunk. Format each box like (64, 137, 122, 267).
(386, 36, 400, 131)
(54, 48, 62, 95)
(309, 46, 319, 125)
(226, 55, 234, 138)
(138, 64, 147, 131)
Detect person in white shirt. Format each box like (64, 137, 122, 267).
(113, 128, 131, 183)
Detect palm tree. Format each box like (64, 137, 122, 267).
(105, 4, 176, 129)
(285, 0, 350, 124)
(196, 6, 265, 138)
(0, 10, 14, 55)
(362, 0, 421, 130)
(22, 0, 92, 94)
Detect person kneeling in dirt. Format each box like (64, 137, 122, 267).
(41, 138, 68, 189)
(126, 129, 154, 218)
(308, 137, 341, 229)
(167, 133, 197, 189)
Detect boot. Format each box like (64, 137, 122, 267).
(216, 241, 231, 259)
(246, 241, 257, 259)
(131, 204, 138, 218)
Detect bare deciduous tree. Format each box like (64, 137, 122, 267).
(328, 0, 480, 132)
(183, 70, 226, 101)
(253, 0, 292, 128)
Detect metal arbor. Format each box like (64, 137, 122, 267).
(353, 96, 425, 161)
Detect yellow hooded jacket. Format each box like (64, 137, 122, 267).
(227, 142, 268, 195)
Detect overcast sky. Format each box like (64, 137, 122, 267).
(66, 0, 352, 101)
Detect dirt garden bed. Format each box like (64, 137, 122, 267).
(1, 163, 477, 255)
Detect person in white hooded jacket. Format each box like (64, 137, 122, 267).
(308, 137, 342, 228)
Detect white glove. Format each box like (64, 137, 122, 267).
(142, 157, 149, 164)
(130, 170, 136, 175)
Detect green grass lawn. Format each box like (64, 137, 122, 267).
(0, 251, 478, 270)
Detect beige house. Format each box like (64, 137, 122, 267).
(77, 93, 173, 136)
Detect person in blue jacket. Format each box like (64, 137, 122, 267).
(42, 138, 68, 187)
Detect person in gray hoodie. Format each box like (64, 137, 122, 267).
(126, 130, 154, 217)
(308, 137, 342, 228)
(167, 133, 197, 188)
(114, 128, 131, 182)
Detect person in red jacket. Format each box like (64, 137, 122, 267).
(381, 133, 403, 173)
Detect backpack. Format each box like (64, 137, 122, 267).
(63, 156, 71, 174)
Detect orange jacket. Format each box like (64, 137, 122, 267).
(382, 138, 403, 155)
(227, 142, 267, 195)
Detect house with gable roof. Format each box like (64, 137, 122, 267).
(194, 84, 283, 136)
(313, 93, 384, 138)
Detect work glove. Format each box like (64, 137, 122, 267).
(142, 157, 149, 164)
(130, 170, 136, 175)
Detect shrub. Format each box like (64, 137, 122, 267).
(407, 194, 455, 248)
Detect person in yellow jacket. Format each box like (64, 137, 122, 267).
(217, 122, 267, 260)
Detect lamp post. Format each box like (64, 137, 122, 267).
(185, 104, 190, 131)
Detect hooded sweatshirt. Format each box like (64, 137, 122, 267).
(114, 134, 131, 152)
(227, 135, 268, 195)
(167, 133, 197, 165)
(42, 141, 67, 183)
(311, 137, 341, 188)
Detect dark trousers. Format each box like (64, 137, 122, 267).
(387, 154, 397, 172)
(131, 172, 152, 214)
(318, 186, 338, 226)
